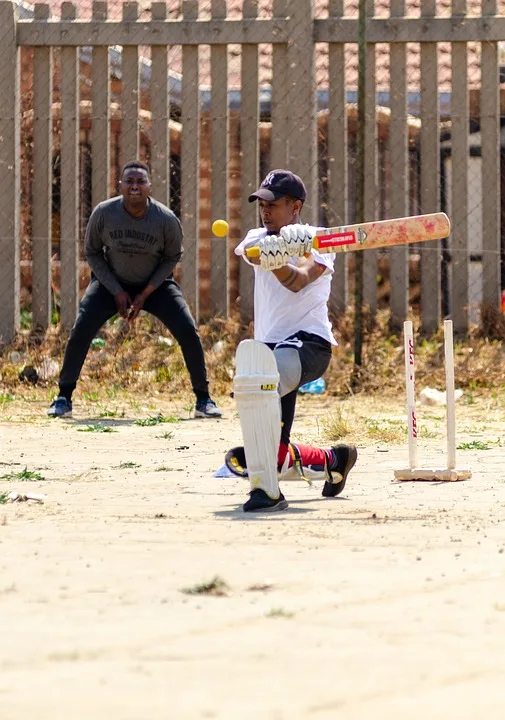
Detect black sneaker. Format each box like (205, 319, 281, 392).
(322, 444, 358, 497)
(195, 398, 222, 418)
(243, 489, 289, 513)
(47, 396, 73, 418)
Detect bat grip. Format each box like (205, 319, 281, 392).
(245, 247, 311, 259)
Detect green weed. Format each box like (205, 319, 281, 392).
(0, 466, 44, 481)
(457, 440, 492, 450)
(181, 576, 229, 597)
(78, 423, 118, 433)
(266, 607, 294, 619)
(134, 413, 179, 426)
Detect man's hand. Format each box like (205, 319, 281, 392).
(279, 223, 314, 257)
(128, 293, 147, 321)
(258, 235, 291, 270)
(114, 290, 132, 319)
(128, 284, 156, 321)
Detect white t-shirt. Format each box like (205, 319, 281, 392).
(235, 226, 337, 346)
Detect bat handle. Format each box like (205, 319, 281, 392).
(245, 247, 311, 260)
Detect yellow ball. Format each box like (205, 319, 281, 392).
(212, 219, 229, 237)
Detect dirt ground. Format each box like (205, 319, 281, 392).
(1, 390, 505, 720)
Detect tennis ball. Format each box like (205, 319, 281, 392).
(212, 219, 229, 237)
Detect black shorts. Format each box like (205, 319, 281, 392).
(268, 331, 332, 389)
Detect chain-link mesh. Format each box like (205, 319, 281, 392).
(4, 0, 505, 342)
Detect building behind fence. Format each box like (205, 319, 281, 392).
(0, 0, 504, 344)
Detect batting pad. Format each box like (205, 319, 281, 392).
(233, 340, 281, 499)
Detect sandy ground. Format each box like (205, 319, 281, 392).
(1, 392, 505, 720)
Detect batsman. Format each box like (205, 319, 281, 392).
(227, 169, 358, 512)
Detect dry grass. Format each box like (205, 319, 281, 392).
(1, 309, 505, 409)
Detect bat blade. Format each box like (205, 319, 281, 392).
(313, 212, 450, 254)
(245, 212, 450, 258)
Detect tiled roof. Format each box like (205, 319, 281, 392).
(21, 1, 497, 94)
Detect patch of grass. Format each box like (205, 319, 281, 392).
(157, 431, 175, 440)
(365, 418, 405, 443)
(0, 492, 9, 504)
(457, 440, 492, 451)
(115, 461, 140, 469)
(82, 391, 100, 402)
(77, 423, 118, 433)
(155, 366, 173, 383)
(154, 466, 183, 472)
(134, 413, 179, 427)
(97, 406, 124, 418)
(0, 393, 15, 404)
(266, 607, 294, 619)
(320, 408, 352, 441)
(181, 576, 230, 597)
(0, 466, 44, 481)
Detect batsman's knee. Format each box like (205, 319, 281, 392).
(273, 347, 302, 397)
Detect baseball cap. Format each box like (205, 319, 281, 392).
(248, 169, 307, 203)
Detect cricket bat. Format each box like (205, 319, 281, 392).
(245, 212, 450, 258)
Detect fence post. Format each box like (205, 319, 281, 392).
(239, 0, 260, 324)
(286, 0, 317, 221)
(31, 3, 53, 329)
(388, 0, 409, 331)
(362, 0, 378, 315)
(481, 0, 500, 312)
(420, 0, 441, 334)
(59, 1, 80, 330)
(0, 0, 20, 344)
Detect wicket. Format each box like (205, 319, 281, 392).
(394, 319, 472, 482)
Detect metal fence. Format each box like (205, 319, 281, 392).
(0, 0, 503, 343)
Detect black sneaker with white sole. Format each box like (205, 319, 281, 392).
(47, 396, 73, 418)
(322, 444, 358, 497)
(195, 398, 222, 418)
(243, 488, 289, 513)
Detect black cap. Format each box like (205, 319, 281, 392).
(248, 169, 307, 203)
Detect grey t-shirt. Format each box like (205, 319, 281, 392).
(85, 196, 183, 296)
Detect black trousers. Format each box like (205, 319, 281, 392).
(58, 277, 210, 399)
(268, 331, 332, 447)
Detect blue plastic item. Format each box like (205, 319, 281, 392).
(298, 377, 326, 394)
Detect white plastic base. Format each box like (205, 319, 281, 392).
(394, 467, 472, 482)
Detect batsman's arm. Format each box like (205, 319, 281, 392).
(272, 257, 327, 293)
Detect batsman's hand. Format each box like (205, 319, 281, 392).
(258, 235, 291, 270)
(279, 223, 314, 257)
(114, 290, 132, 319)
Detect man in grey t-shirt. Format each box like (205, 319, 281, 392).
(47, 160, 221, 419)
